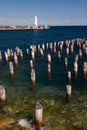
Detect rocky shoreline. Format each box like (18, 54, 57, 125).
(0, 93, 87, 130)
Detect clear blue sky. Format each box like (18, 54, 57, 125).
(0, 0, 87, 26)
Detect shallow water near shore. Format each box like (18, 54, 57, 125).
(0, 26, 87, 130)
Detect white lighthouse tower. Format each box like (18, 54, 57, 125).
(34, 12, 38, 27)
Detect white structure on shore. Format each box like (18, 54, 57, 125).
(0, 12, 50, 30)
(34, 12, 38, 27)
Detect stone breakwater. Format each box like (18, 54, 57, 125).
(0, 25, 50, 30)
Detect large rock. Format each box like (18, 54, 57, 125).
(0, 118, 15, 129)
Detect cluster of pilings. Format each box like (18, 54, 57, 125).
(0, 47, 24, 79)
(0, 38, 87, 129)
(0, 38, 87, 101)
(24, 38, 87, 102)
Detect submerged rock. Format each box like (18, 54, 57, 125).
(18, 119, 32, 128)
(3, 106, 13, 116)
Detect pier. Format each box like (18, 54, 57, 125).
(0, 25, 50, 30)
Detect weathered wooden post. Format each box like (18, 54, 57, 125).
(19, 49, 23, 59)
(58, 51, 61, 60)
(31, 50, 35, 60)
(54, 42, 56, 53)
(0, 85, 6, 103)
(0, 51, 2, 63)
(49, 42, 53, 51)
(33, 45, 36, 52)
(31, 69, 35, 86)
(30, 60, 33, 70)
(67, 71, 71, 84)
(59, 41, 63, 51)
(54, 41, 56, 48)
(9, 61, 14, 78)
(75, 54, 79, 62)
(14, 52, 18, 66)
(83, 62, 87, 76)
(15, 46, 20, 57)
(35, 101, 43, 130)
(4, 51, 9, 63)
(42, 43, 45, 51)
(7, 48, 11, 59)
(10, 49, 14, 58)
(74, 61, 78, 77)
(47, 54, 51, 64)
(48, 63, 51, 77)
(54, 47, 56, 53)
(85, 47, 87, 56)
(66, 85, 72, 102)
(79, 49, 82, 58)
(40, 48, 44, 57)
(46, 43, 49, 51)
(66, 47, 69, 56)
(38, 45, 40, 52)
(82, 44, 85, 51)
(70, 44, 74, 54)
(65, 57, 68, 69)
(26, 48, 29, 55)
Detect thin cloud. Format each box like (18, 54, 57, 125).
(8, 18, 34, 25)
(0, 17, 4, 21)
(65, 20, 71, 24)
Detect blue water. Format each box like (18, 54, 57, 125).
(0, 26, 87, 130)
(0, 26, 87, 102)
(0, 26, 87, 50)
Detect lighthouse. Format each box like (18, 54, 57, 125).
(34, 12, 38, 27)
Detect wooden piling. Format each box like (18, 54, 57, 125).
(65, 57, 68, 69)
(35, 101, 43, 130)
(19, 49, 23, 59)
(0, 85, 6, 103)
(4, 51, 9, 63)
(83, 62, 87, 76)
(14, 52, 18, 66)
(30, 60, 33, 70)
(66, 85, 72, 102)
(26, 48, 29, 55)
(31, 69, 35, 86)
(49, 42, 52, 51)
(58, 51, 61, 60)
(46, 43, 48, 51)
(74, 61, 78, 77)
(31, 50, 35, 60)
(0, 51, 2, 62)
(9, 61, 14, 78)
(79, 49, 82, 58)
(66, 47, 69, 56)
(42, 43, 45, 51)
(70, 45, 74, 54)
(48, 63, 51, 76)
(47, 54, 51, 64)
(40, 48, 44, 57)
(67, 71, 71, 84)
